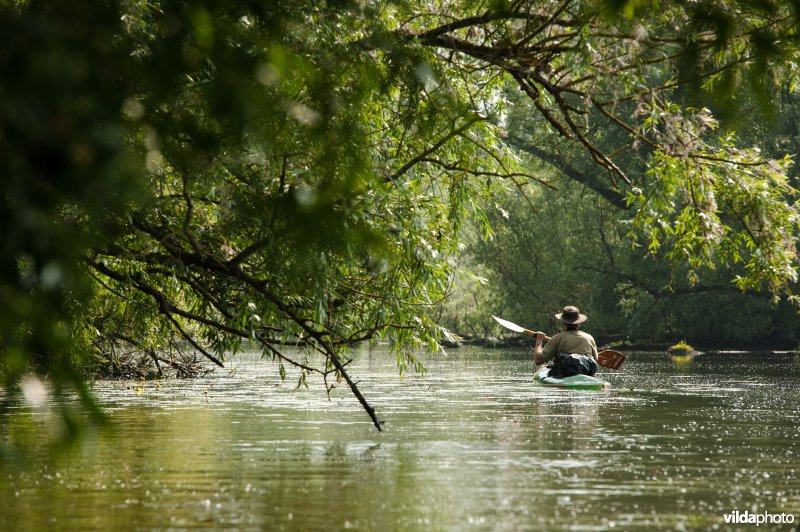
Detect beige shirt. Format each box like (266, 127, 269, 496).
(540, 330, 598, 362)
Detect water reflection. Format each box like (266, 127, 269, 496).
(2, 349, 800, 530)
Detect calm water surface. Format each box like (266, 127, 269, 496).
(2, 348, 800, 530)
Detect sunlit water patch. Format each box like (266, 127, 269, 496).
(2, 348, 799, 530)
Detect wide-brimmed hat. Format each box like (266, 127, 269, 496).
(555, 305, 587, 324)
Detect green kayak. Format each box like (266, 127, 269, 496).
(534, 366, 610, 391)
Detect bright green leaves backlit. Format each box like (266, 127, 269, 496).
(189, 6, 214, 53)
(397, 0, 800, 303)
(626, 102, 799, 301)
(76, 0, 520, 430)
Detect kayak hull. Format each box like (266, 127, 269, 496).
(534, 366, 610, 391)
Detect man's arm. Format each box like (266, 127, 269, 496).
(586, 333, 599, 361)
(533, 332, 546, 365)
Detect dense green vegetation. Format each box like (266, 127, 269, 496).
(3, 0, 800, 431)
(442, 88, 800, 349)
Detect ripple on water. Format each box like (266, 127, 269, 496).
(2, 349, 799, 531)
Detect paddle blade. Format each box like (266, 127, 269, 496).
(598, 350, 626, 370)
(492, 315, 527, 333)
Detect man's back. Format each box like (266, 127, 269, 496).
(541, 330, 598, 361)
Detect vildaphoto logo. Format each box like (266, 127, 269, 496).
(724, 510, 795, 526)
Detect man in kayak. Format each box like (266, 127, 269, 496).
(533, 305, 598, 377)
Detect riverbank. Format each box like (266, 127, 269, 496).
(448, 334, 800, 353)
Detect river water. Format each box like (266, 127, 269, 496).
(2, 348, 800, 530)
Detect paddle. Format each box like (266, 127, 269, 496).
(595, 350, 626, 370)
(491, 315, 548, 339)
(491, 315, 627, 370)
